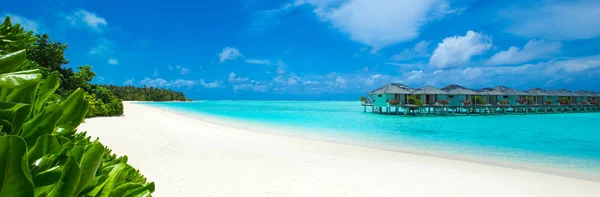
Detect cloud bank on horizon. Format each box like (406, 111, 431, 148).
(2, 0, 600, 99)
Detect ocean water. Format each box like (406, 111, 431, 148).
(141, 101, 600, 179)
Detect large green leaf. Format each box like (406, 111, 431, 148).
(34, 75, 60, 115)
(0, 102, 29, 135)
(54, 89, 88, 136)
(0, 49, 26, 73)
(32, 165, 62, 196)
(75, 142, 105, 195)
(46, 155, 82, 197)
(0, 135, 34, 197)
(27, 134, 61, 165)
(0, 69, 42, 89)
(86, 163, 126, 197)
(4, 81, 39, 106)
(21, 104, 63, 146)
(110, 182, 155, 197)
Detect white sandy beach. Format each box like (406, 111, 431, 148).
(78, 102, 600, 197)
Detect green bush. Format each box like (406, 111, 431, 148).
(0, 16, 153, 197)
(474, 96, 486, 105)
(408, 95, 424, 106)
(86, 85, 123, 118)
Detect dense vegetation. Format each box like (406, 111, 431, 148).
(26, 34, 124, 118)
(102, 85, 188, 101)
(0, 17, 153, 196)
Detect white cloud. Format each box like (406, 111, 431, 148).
(390, 41, 431, 61)
(124, 79, 135, 85)
(275, 60, 286, 75)
(153, 68, 159, 77)
(228, 72, 249, 83)
(65, 9, 107, 32)
(399, 55, 600, 88)
(219, 47, 242, 63)
(167, 65, 190, 75)
(244, 59, 272, 65)
(429, 30, 493, 68)
(365, 74, 382, 85)
(199, 79, 223, 88)
(89, 38, 114, 55)
(139, 78, 197, 88)
(300, 0, 453, 50)
(180, 67, 190, 75)
(2, 13, 42, 33)
(502, 0, 600, 40)
(107, 58, 118, 65)
(487, 39, 562, 65)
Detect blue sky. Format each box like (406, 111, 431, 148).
(3, 0, 600, 100)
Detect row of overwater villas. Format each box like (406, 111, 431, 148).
(367, 83, 600, 108)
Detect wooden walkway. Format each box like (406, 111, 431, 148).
(362, 104, 600, 116)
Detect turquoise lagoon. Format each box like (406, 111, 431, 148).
(142, 101, 600, 179)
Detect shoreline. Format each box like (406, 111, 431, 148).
(79, 101, 600, 196)
(142, 102, 600, 182)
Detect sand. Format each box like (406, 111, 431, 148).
(78, 102, 600, 197)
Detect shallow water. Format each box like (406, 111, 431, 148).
(141, 101, 600, 178)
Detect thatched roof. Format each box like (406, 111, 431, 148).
(494, 86, 529, 96)
(411, 86, 448, 95)
(441, 84, 479, 95)
(544, 90, 560, 96)
(369, 83, 413, 94)
(555, 89, 579, 96)
(478, 87, 506, 96)
(526, 88, 553, 96)
(575, 90, 597, 97)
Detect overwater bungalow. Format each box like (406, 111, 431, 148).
(441, 85, 479, 106)
(493, 86, 529, 105)
(411, 86, 448, 105)
(555, 89, 579, 103)
(526, 88, 554, 105)
(478, 88, 505, 105)
(362, 84, 599, 116)
(367, 83, 413, 111)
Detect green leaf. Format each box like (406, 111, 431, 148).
(86, 164, 127, 197)
(123, 182, 154, 197)
(0, 69, 42, 89)
(21, 104, 63, 146)
(32, 165, 62, 196)
(110, 182, 155, 197)
(5, 79, 39, 104)
(75, 142, 105, 195)
(54, 89, 88, 136)
(34, 75, 60, 115)
(0, 49, 26, 73)
(0, 102, 29, 135)
(0, 136, 35, 197)
(46, 155, 82, 197)
(27, 134, 61, 165)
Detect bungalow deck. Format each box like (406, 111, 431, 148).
(361, 103, 600, 116)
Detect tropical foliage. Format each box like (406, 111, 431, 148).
(26, 33, 123, 117)
(544, 100, 553, 105)
(0, 16, 153, 196)
(408, 95, 423, 106)
(499, 100, 509, 105)
(473, 96, 485, 105)
(388, 99, 400, 105)
(101, 85, 188, 101)
(523, 96, 534, 104)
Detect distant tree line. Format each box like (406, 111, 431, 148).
(101, 85, 189, 101)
